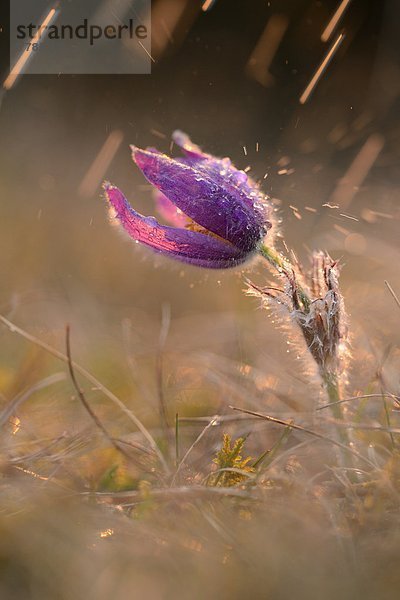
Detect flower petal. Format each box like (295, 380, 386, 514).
(172, 130, 207, 160)
(131, 147, 268, 253)
(154, 189, 189, 227)
(172, 131, 270, 214)
(104, 183, 248, 268)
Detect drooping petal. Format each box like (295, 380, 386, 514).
(172, 130, 207, 160)
(154, 189, 189, 227)
(131, 147, 268, 253)
(104, 183, 248, 268)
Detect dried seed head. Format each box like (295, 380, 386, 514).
(296, 252, 346, 374)
(248, 250, 348, 378)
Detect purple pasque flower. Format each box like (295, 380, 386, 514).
(104, 130, 271, 269)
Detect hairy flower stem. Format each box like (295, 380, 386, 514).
(322, 372, 349, 446)
(324, 374, 356, 478)
(258, 243, 351, 459)
(258, 244, 311, 311)
(258, 243, 287, 272)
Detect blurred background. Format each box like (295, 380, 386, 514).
(0, 2, 400, 598)
(0, 0, 399, 427)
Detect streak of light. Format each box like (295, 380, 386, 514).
(305, 206, 317, 213)
(289, 205, 302, 220)
(256, 142, 259, 152)
(243, 146, 247, 156)
(384, 281, 400, 310)
(3, 7, 58, 90)
(299, 33, 345, 104)
(100, 528, 115, 538)
(152, 0, 194, 60)
(361, 208, 393, 223)
(333, 224, 351, 235)
(290, 248, 299, 266)
(328, 133, 384, 208)
(339, 212, 359, 221)
(11, 416, 21, 435)
(328, 123, 347, 144)
(79, 130, 124, 198)
(246, 14, 289, 87)
(14, 466, 49, 481)
(138, 40, 156, 63)
(182, 538, 203, 552)
(160, 19, 174, 43)
(93, 0, 136, 27)
(277, 156, 290, 167)
(321, 0, 352, 42)
(150, 129, 167, 139)
(202, 0, 216, 11)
